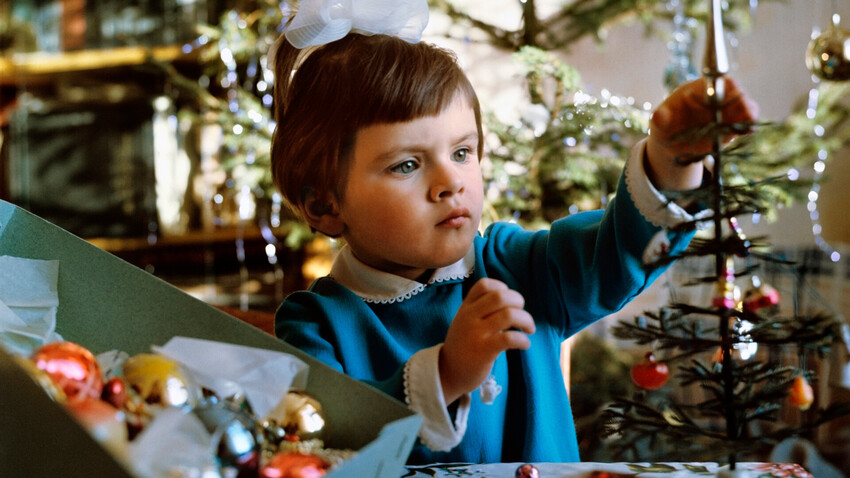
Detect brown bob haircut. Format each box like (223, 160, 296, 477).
(270, 33, 483, 214)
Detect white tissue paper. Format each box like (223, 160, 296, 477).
(127, 338, 311, 476)
(154, 336, 310, 419)
(0, 255, 63, 355)
(128, 407, 219, 478)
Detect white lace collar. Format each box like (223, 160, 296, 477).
(328, 244, 475, 304)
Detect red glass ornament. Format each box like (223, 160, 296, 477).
(788, 375, 814, 411)
(742, 282, 780, 313)
(101, 376, 128, 409)
(31, 341, 104, 402)
(259, 451, 330, 478)
(630, 352, 669, 390)
(515, 463, 540, 478)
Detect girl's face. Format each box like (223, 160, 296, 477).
(336, 96, 483, 282)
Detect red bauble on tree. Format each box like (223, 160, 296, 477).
(742, 274, 780, 315)
(630, 352, 669, 390)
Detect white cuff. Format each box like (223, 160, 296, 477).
(625, 138, 712, 230)
(403, 344, 470, 452)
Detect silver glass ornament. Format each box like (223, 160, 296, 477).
(194, 397, 263, 476)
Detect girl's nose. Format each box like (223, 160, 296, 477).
(429, 159, 464, 201)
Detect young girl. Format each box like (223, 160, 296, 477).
(271, 0, 756, 465)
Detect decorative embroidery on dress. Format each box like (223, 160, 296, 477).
(360, 269, 473, 304)
(360, 284, 428, 304)
(403, 360, 413, 405)
(405, 346, 469, 452)
(479, 375, 502, 405)
(330, 244, 477, 304)
(624, 144, 671, 229)
(624, 139, 711, 230)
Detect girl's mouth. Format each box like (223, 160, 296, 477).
(438, 208, 470, 227)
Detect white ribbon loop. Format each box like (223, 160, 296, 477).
(285, 0, 430, 49)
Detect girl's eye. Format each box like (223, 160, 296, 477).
(452, 147, 471, 163)
(391, 159, 418, 174)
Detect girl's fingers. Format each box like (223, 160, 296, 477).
(465, 279, 526, 317)
(485, 307, 536, 335)
(496, 329, 532, 351)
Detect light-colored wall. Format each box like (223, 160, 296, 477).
(426, 0, 850, 249)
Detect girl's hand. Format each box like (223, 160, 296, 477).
(439, 278, 535, 404)
(645, 77, 759, 191)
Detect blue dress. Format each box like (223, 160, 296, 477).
(275, 151, 697, 464)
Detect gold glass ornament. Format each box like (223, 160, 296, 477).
(281, 390, 326, 441)
(122, 353, 201, 409)
(806, 15, 850, 82)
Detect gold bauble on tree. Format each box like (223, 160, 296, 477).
(806, 14, 850, 81)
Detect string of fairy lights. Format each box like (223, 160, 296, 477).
(804, 6, 850, 263)
(803, 78, 840, 262)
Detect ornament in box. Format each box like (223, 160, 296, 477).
(259, 451, 330, 478)
(31, 341, 104, 402)
(123, 352, 202, 409)
(279, 390, 326, 442)
(193, 396, 262, 476)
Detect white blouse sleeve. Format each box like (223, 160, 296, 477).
(624, 138, 712, 230)
(403, 344, 471, 452)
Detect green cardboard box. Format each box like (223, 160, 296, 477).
(0, 199, 421, 477)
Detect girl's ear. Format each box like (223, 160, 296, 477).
(300, 192, 345, 238)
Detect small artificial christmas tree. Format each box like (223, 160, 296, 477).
(600, 1, 850, 472)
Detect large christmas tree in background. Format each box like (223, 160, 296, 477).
(140, 0, 850, 237)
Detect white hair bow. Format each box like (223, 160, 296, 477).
(284, 0, 430, 49)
